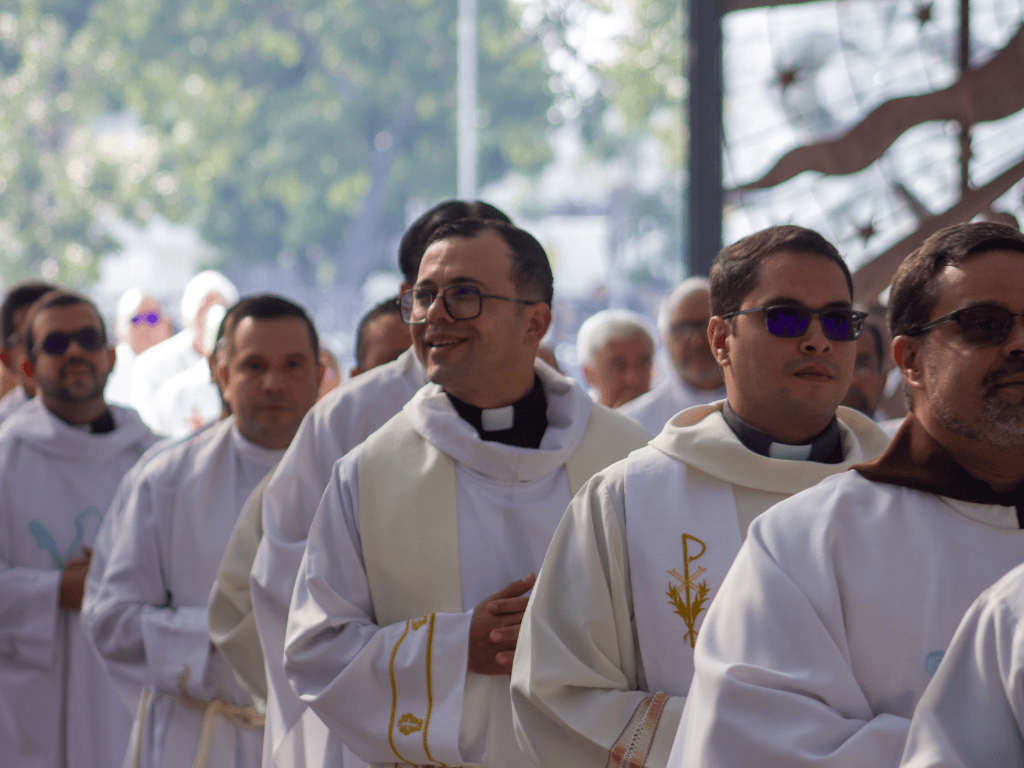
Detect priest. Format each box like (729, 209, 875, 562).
(0, 290, 159, 768)
(250, 199, 511, 768)
(619, 277, 725, 436)
(511, 225, 890, 767)
(672, 221, 1024, 767)
(283, 218, 648, 768)
(82, 295, 322, 768)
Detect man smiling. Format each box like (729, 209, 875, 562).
(673, 222, 1024, 768)
(0, 290, 158, 768)
(511, 225, 890, 768)
(283, 218, 647, 768)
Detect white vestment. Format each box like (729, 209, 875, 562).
(147, 358, 221, 438)
(0, 384, 29, 424)
(0, 399, 158, 768)
(510, 403, 890, 768)
(672, 460, 1024, 767)
(251, 347, 426, 768)
(106, 342, 138, 408)
(617, 374, 725, 438)
(899, 561, 1024, 768)
(284, 366, 648, 768)
(82, 417, 284, 768)
(131, 330, 201, 430)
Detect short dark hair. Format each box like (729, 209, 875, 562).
(399, 200, 512, 284)
(424, 218, 554, 306)
(355, 296, 403, 370)
(2, 281, 57, 347)
(888, 222, 1024, 338)
(709, 225, 853, 317)
(217, 295, 319, 361)
(862, 318, 885, 371)
(24, 290, 107, 360)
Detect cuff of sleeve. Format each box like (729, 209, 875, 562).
(387, 610, 473, 767)
(140, 605, 216, 698)
(0, 569, 62, 667)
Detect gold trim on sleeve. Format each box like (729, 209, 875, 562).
(388, 619, 414, 764)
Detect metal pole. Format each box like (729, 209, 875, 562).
(686, 0, 724, 276)
(959, 0, 971, 195)
(457, 0, 478, 199)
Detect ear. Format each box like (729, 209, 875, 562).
(349, 366, 362, 379)
(20, 353, 34, 382)
(216, 357, 232, 405)
(708, 316, 733, 368)
(582, 361, 596, 387)
(107, 345, 116, 371)
(892, 334, 924, 397)
(524, 303, 552, 346)
(0, 349, 10, 369)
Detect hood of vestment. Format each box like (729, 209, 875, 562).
(401, 360, 593, 484)
(0, 397, 158, 462)
(648, 400, 891, 495)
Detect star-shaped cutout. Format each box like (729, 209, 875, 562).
(856, 220, 877, 244)
(915, 2, 934, 27)
(776, 65, 801, 93)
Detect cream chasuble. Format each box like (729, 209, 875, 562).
(251, 347, 427, 768)
(510, 402, 891, 768)
(285, 365, 648, 768)
(672, 417, 1024, 768)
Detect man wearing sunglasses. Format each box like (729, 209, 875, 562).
(283, 218, 647, 768)
(0, 290, 159, 768)
(510, 225, 890, 768)
(673, 221, 1024, 768)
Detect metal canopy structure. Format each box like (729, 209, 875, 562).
(687, 0, 1024, 299)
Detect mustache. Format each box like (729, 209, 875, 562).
(983, 358, 1024, 389)
(59, 358, 97, 376)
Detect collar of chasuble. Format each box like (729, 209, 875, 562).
(853, 412, 1024, 528)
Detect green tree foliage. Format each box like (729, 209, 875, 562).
(1, 0, 556, 285)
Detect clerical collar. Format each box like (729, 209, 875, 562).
(446, 375, 548, 449)
(853, 412, 1024, 529)
(722, 401, 843, 464)
(65, 409, 116, 434)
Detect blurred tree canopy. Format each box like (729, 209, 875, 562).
(1, 0, 556, 285)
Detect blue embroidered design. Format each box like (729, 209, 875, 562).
(28, 506, 104, 570)
(925, 650, 944, 677)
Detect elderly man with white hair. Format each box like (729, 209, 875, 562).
(105, 289, 173, 407)
(620, 277, 725, 436)
(130, 270, 238, 432)
(577, 309, 655, 409)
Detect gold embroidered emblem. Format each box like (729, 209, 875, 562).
(666, 533, 710, 648)
(411, 616, 428, 630)
(398, 713, 423, 735)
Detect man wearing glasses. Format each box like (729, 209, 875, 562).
(283, 218, 647, 767)
(619, 277, 725, 437)
(0, 290, 159, 768)
(510, 225, 890, 768)
(672, 222, 1024, 767)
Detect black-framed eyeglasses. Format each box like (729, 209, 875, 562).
(131, 312, 162, 326)
(721, 305, 866, 342)
(908, 306, 1024, 347)
(399, 285, 539, 325)
(35, 327, 105, 356)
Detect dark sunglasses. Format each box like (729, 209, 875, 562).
(909, 306, 1024, 347)
(131, 312, 162, 325)
(36, 327, 104, 356)
(721, 305, 866, 342)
